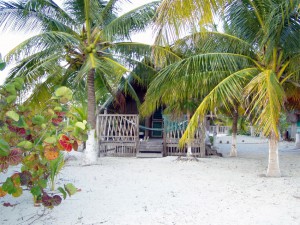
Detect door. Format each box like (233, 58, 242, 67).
(151, 108, 163, 138)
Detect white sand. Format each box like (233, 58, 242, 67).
(1, 135, 300, 225)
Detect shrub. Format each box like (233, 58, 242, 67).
(0, 82, 89, 208)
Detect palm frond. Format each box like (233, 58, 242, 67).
(6, 31, 80, 62)
(102, 1, 159, 41)
(7, 51, 61, 86)
(245, 70, 285, 138)
(24, 72, 64, 109)
(172, 31, 256, 59)
(140, 51, 257, 117)
(179, 67, 258, 146)
(0, 0, 75, 33)
(112, 42, 182, 67)
(154, 0, 229, 45)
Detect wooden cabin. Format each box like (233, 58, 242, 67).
(97, 79, 226, 158)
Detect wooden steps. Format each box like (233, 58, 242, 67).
(136, 140, 163, 158)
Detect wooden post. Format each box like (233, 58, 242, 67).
(163, 124, 166, 157)
(145, 116, 150, 138)
(136, 115, 139, 155)
(200, 118, 206, 158)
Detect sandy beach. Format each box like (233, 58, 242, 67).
(1, 135, 300, 225)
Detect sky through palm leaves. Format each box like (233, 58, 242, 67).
(0, 0, 156, 85)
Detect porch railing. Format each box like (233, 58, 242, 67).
(97, 114, 139, 156)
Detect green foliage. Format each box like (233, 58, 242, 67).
(58, 186, 67, 199)
(17, 141, 33, 150)
(0, 139, 10, 156)
(5, 111, 19, 122)
(0, 83, 89, 208)
(0, 62, 5, 71)
(30, 186, 42, 197)
(44, 136, 57, 144)
(279, 113, 290, 135)
(0, 0, 160, 120)
(75, 121, 87, 130)
(32, 115, 45, 125)
(6, 95, 17, 104)
(143, 0, 300, 149)
(49, 152, 65, 191)
(64, 183, 77, 196)
(2, 178, 16, 194)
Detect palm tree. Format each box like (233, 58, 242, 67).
(143, 0, 300, 176)
(0, 0, 160, 128)
(0, 0, 161, 163)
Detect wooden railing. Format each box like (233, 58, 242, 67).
(209, 126, 230, 135)
(97, 114, 139, 156)
(164, 116, 206, 156)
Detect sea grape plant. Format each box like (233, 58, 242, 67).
(0, 81, 90, 208)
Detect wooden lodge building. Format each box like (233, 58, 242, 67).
(96, 82, 226, 158)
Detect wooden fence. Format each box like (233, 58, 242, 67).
(97, 114, 139, 156)
(208, 126, 230, 135)
(96, 114, 224, 157)
(164, 116, 206, 156)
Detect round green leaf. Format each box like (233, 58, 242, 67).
(32, 115, 45, 125)
(58, 187, 67, 199)
(64, 183, 77, 196)
(17, 141, 33, 150)
(2, 178, 16, 194)
(6, 111, 19, 122)
(38, 179, 47, 189)
(0, 139, 10, 156)
(15, 116, 27, 128)
(12, 186, 23, 197)
(6, 95, 17, 104)
(44, 136, 57, 144)
(55, 87, 72, 98)
(30, 186, 42, 197)
(4, 83, 16, 95)
(75, 122, 86, 130)
(54, 106, 62, 112)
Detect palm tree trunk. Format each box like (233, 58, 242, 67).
(230, 105, 238, 157)
(186, 111, 192, 157)
(266, 132, 281, 177)
(87, 69, 96, 129)
(84, 68, 98, 165)
(200, 118, 206, 158)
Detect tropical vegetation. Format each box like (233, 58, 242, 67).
(0, 84, 86, 207)
(0, 0, 159, 128)
(143, 0, 300, 177)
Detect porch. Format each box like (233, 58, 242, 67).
(97, 114, 228, 157)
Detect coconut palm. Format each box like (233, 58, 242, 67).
(0, 0, 164, 164)
(143, 0, 300, 176)
(0, 0, 163, 163)
(0, 0, 160, 128)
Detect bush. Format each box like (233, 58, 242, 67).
(0, 82, 89, 208)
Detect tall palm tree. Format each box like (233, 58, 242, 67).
(0, 0, 160, 129)
(0, 0, 164, 165)
(143, 0, 300, 176)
